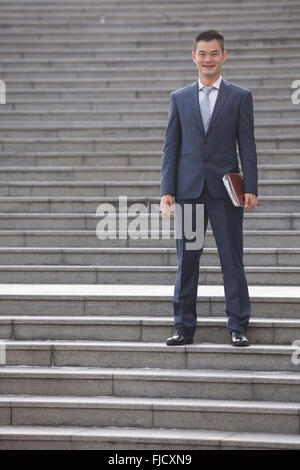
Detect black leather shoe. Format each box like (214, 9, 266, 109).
(166, 326, 194, 346)
(231, 330, 250, 347)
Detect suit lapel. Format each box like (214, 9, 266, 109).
(191, 80, 205, 135)
(190, 77, 231, 136)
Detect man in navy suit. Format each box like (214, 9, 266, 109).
(160, 30, 259, 347)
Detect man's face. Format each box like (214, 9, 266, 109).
(192, 39, 226, 79)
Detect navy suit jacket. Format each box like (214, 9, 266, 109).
(160, 77, 258, 199)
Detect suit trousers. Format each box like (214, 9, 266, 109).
(173, 179, 251, 336)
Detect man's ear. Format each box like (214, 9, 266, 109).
(222, 50, 227, 63)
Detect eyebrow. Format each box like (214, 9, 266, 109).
(197, 49, 220, 53)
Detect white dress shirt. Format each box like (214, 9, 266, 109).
(198, 75, 222, 115)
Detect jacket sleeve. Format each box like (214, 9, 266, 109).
(237, 90, 258, 196)
(160, 92, 182, 197)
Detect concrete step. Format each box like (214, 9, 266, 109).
(1, 365, 300, 402)
(1, 135, 299, 152)
(2, 53, 300, 67)
(1, 95, 298, 111)
(2, 35, 300, 50)
(0, 165, 298, 181)
(1, 2, 296, 12)
(0, 149, 299, 166)
(1, 8, 298, 17)
(29, 133, 295, 150)
(0, 229, 298, 249)
(0, 247, 298, 268)
(4, 85, 294, 99)
(1, 28, 300, 42)
(1, 64, 300, 78)
(1, 121, 299, 138)
(0, 424, 299, 450)
(1, 5, 298, 15)
(1, 107, 299, 120)
(1, 315, 300, 345)
(0, 212, 299, 231)
(0, 1, 295, 8)
(2, 17, 300, 28)
(0, 179, 297, 197)
(1, 6, 299, 19)
(0, 11, 299, 24)
(1, 339, 299, 372)
(2, 75, 296, 88)
(0, 265, 298, 284)
(1, 44, 299, 59)
(0, 195, 298, 214)
(0, 0, 296, 6)
(0, 284, 298, 319)
(2, 96, 295, 111)
(0, 394, 299, 434)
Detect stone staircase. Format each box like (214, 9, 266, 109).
(0, 0, 300, 450)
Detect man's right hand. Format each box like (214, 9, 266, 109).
(160, 193, 175, 218)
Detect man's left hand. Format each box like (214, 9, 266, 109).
(243, 193, 259, 211)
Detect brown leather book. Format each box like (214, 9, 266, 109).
(222, 173, 245, 207)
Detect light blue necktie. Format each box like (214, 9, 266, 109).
(200, 85, 214, 133)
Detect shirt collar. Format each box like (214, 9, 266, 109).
(198, 75, 222, 91)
